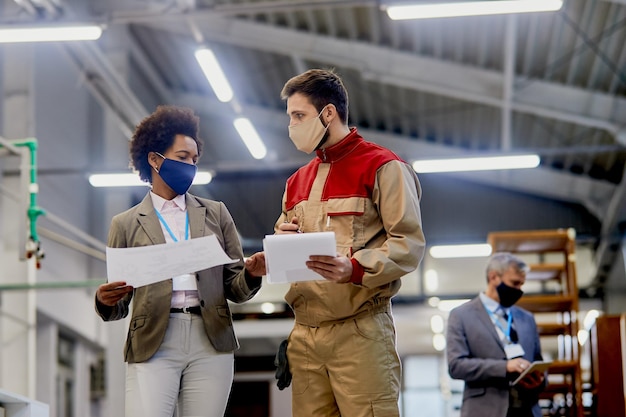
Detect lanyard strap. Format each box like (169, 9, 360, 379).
(155, 210, 189, 242)
(487, 307, 513, 341)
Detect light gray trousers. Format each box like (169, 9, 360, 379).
(125, 313, 234, 417)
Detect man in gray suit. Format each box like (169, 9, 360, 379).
(446, 252, 546, 417)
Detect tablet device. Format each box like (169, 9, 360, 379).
(512, 361, 552, 385)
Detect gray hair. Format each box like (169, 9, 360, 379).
(486, 252, 529, 281)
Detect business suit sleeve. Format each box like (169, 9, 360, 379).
(447, 306, 508, 383)
(218, 202, 261, 303)
(531, 320, 543, 362)
(95, 214, 133, 321)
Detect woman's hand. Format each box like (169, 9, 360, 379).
(96, 281, 133, 306)
(245, 252, 266, 277)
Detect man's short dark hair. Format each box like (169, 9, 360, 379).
(280, 68, 349, 124)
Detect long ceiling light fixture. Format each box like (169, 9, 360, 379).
(412, 154, 540, 173)
(194, 48, 234, 103)
(194, 47, 268, 160)
(233, 117, 267, 160)
(88, 172, 213, 188)
(0, 24, 103, 43)
(386, 0, 563, 20)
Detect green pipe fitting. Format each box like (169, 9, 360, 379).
(0, 138, 45, 243)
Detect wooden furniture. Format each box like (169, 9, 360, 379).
(488, 229, 583, 417)
(589, 314, 626, 417)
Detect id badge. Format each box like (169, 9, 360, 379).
(172, 273, 197, 291)
(504, 343, 525, 359)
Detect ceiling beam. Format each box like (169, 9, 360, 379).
(129, 13, 625, 137)
(171, 90, 617, 219)
(501, 14, 517, 151)
(73, 9, 626, 293)
(61, 41, 148, 138)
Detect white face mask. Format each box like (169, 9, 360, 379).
(288, 107, 330, 154)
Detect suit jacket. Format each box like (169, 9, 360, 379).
(446, 296, 543, 417)
(95, 193, 261, 363)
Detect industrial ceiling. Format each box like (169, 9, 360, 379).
(1, 0, 625, 296)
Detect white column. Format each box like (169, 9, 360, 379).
(35, 321, 57, 415)
(1, 42, 37, 398)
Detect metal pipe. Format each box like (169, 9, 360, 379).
(0, 280, 106, 291)
(41, 212, 107, 253)
(0, 138, 45, 243)
(37, 227, 106, 261)
(23, 139, 45, 243)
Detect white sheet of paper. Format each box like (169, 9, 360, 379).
(172, 274, 197, 291)
(263, 232, 336, 284)
(106, 235, 239, 288)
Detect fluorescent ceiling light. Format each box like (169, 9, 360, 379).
(0, 25, 103, 43)
(88, 172, 213, 188)
(195, 48, 234, 103)
(429, 243, 492, 259)
(233, 117, 267, 160)
(412, 154, 540, 173)
(386, 0, 563, 20)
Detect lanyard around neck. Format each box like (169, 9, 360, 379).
(487, 307, 513, 341)
(155, 209, 189, 242)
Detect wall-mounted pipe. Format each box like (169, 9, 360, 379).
(0, 137, 45, 262)
(21, 139, 45, 244)
(0, 280, 106, 291)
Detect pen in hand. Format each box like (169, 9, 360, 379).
(280, 217, 302, 234)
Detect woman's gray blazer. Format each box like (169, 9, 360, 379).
(95, 193, 260, 363)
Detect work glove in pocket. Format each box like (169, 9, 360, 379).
(274, 339, 292, 390)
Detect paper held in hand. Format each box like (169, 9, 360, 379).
(263, 232, 337, 284)
(512, 361, 552, 385)
(106, 235, 239, 288)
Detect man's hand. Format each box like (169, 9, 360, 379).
(506, 357, 532, 374)
(306, 255, 353, 283)
(277, 216, 301, 234)
(245, 252, 267, 277)
(96, 281, 133, 306)
(517, 370, 545, 389)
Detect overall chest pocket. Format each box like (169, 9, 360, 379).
(325, 197, 366, 250)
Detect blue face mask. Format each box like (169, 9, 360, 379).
(155, 152, 197, 195)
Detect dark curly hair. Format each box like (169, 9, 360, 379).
(130, 105, 203, 183)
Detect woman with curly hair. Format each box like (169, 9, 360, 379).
(95, 105, 265, 417)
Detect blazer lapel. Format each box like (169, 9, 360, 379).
(472, 297, 506, 353)
(186, 194, 206, 238)
(510, 307, 533, 357)
(136, 193, 166, 245)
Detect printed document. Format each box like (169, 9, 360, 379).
(263, 232, 336, 284)
(106, 235, 239, 288)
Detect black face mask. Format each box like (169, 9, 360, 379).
(496, 282, 524, 307)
